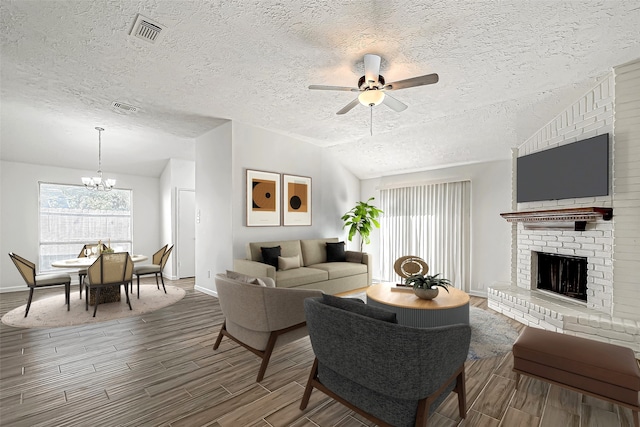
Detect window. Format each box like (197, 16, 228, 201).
(39, 183, 132, 272)
(379, 180, 470, 290)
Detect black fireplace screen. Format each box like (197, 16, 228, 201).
(536, 252, 588, 301)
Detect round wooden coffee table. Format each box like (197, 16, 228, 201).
(366, 283, 470, 327)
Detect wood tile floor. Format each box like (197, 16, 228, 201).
(0, 278, 634, 426)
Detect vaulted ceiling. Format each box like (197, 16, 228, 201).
(1, 1, 639, 179)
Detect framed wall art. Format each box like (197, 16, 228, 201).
(246, 169, 281, 226)
(283, 174, 311, 226)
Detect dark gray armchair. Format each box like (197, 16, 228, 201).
(301, 296, 471, 427)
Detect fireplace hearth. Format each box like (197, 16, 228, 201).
(535, 252, 588, 302)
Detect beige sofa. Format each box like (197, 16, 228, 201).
(233, 238, 371, 295)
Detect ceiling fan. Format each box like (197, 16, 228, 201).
(309, 53, 439, 115)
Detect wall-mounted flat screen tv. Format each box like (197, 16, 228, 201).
(517, 133, 609, 203)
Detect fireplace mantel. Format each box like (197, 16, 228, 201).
(500, 207, 613, 231)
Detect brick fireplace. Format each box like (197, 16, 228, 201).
(488, 60, 640, 357)
(500, 207, 614, 314)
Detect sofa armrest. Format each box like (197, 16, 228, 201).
(233, 259, 276, 280)
(345, 251, 372, 285)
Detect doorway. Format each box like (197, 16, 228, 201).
(177, 189, 196, 278)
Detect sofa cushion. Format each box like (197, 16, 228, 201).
(278, 255, 300, 271)
(261, 246, 281, 269)
(276, 267, 329, 288)
(326, 241, 346, 262)
(321, 294, 397, 323)
(300, 238, 339, 266)
(308, 262, 368, 280)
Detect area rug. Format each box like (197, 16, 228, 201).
(346, 292, 519, 360)
(1, 285, 186, 329)
(467, 306, 520, 360)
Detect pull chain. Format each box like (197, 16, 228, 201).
(370, 105, 373, 136)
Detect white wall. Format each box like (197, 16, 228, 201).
(361, 159, 512, 296)
(193, 121, 361, 296)
(194, 122, 234, 295)
(159, 158, 195, 279)
(231, 122, 360, 258)
(1, 160, 161, 292)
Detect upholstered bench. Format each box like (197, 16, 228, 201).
(513, 326, 640, 427)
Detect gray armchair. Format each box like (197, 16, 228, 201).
(214, 273, 323, 382)
(301, 296, 471, 427)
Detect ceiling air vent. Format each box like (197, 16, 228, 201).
(111, 101, 140, 114)
(129, 14, 165, 44)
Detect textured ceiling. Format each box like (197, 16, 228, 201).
(1, 1, 639, 178)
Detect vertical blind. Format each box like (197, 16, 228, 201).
(379, 180, 471, 290)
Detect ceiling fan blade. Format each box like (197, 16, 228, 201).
(309, 85, 359, 92)
(336, 98, 360, 115)
(384, 73, 439, 91)
(382, 93, 408, 112)
(364, 54, 381, 85)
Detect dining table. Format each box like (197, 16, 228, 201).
(52, 254, 149, 305)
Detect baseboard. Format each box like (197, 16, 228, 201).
(468, 289, 487, 298)
(195, 285, 218, 298)
(0, 285, 28, 293)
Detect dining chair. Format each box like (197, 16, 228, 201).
(132, 245, 172, 298)
(77, 243, 107, 298)
(84, 252, 133, 317)
(8, 252, 71, 317)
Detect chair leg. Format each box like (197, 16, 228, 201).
(92, 288, 100, 317)
(123, 284, 132, 311)
(155, 273, 160, 290)
(78, 273, 84, 298)
(213, 322, 226, 350)
(300, 358, 319, 410)
(256, 331, 279, 382)
(66, 283, 70, 311)
(455, 369, 467, 418)
(85, 285, 89, 311)
(137, 275, 140, 299)
(159, 272, 167, 294)
(25, 288, 34, 318)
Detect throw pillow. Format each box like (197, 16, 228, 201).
(278, 255, 300, 271)
(256, 277, 276, 287)
(326, 241, 346, 262)
(321, 293, 397, 323)
(247, 277, 271, 287)
(260, 246, 281, 269)
(226, 270, 257, 283)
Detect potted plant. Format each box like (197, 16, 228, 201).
(405, 273, 450, 300)
(341, 197, 383, 252)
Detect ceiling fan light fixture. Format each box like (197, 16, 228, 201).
(358, 90, 385, 106)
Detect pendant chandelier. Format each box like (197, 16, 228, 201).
(81, 127, 116, 191)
